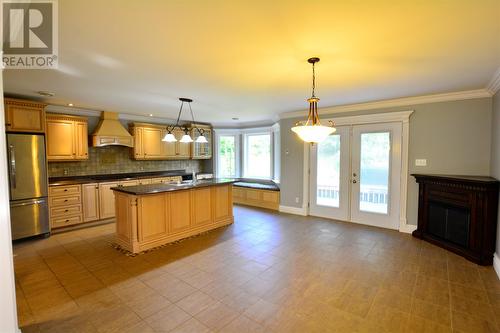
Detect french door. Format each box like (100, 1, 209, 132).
(309, 122, 402, 230)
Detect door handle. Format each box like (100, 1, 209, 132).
(352, 180, 357, 184)
(10, 199, 46, 207)
(9, 144, 16, 189)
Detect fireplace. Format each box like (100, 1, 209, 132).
(412, 174, 499, 265)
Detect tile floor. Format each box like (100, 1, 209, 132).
(13, 205, 500, 333)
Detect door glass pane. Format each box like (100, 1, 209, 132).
(317, 135, 341, 207)
(218, 136, 236, 177)
(359, 132, 390, 214)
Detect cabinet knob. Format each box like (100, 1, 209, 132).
(64, 189, 68, 192)
(65, 219, 69, 222)
(65, 209, 68, 212)
(64, 199, 68, 202)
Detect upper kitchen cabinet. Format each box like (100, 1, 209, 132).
(130, 123, 190, 160)
(130, 123, 164, 159)
(46, 114, 89, 161)
(174, 128, 191, 159)
(190, 125, 212, 159)
(4, 98, 46, 133)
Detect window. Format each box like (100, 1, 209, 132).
(214, 126, 279, 181)
(217, 135, 237, 178)
(244, 133, 271, 179)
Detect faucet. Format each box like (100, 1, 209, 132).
(192, 171, 197, 183)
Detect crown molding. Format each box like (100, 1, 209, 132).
(279, 89, 492, 120)
(487, 67, 500, 95)
(45, 104, 178, 123)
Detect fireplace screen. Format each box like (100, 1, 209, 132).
(427, 201, 470, 247)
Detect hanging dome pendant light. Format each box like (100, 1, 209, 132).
(162, 98, 208, 144)
(291, 57, 336, 143)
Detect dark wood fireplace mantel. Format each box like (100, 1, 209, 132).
(412, 174, 499, 265)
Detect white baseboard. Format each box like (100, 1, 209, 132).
(279, 205, 308, 216)
(399, 223, 417, 234)
(494, 252, 500, 280)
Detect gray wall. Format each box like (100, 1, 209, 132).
(280, 97, 493, 226)
(490, 91, 500, 255)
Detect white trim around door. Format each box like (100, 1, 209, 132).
(304, 110, 414, 233)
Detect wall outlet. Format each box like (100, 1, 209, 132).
(63, 169, 68, 175)
(415, 159, 427, 167)
(295, 197, 300, 203)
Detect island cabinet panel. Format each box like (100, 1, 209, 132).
(115, 193, 136, 249)
(138, 194, 168, 242)
(192, 188, 212, 226)
(113, 183, 234, 253)
(169, 191, 192, 232)
(214, 185, 232, 221)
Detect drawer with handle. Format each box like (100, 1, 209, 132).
(50, 204, 82, 218)
(49, 185, 81, 196)
(50, 194, 81, 207)
(51, 215, 83, 228)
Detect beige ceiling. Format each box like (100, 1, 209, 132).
(4, 0, 500, 126)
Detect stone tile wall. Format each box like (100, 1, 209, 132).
(48, 145, 202, 177)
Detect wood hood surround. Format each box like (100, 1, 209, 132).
(91, 111, 134, 148)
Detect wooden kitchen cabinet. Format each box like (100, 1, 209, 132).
(174, 129, 191, 158)
(46, 114, 89, 161)
(161, 129, 177, 158)
(131, 126, 144, 159)
(82, 183, 100, 222)
(4, 98, 46, 133)
(75, 121, 89, 159)
(142, 127, 163, 158)
(190, 125, 212, 159)
(99, 181, 119, 219)
(130, 123, 191, 160)
(49, 184, 83, 229)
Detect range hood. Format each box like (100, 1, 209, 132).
(91, 111, 134, 147)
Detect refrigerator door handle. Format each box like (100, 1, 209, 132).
(9, 144, 16, 189)
(10, 199, 46, 207)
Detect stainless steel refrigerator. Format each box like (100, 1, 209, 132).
(7, 133, 50, 240)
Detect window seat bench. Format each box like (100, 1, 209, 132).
(233, 180, 280, 210)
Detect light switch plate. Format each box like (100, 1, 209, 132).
(415, 159, 427, 166)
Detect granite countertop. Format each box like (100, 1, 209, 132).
(111, 178, 237, 195)
(49, 170, 191, 186)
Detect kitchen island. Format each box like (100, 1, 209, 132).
(112, 179, 235, 253)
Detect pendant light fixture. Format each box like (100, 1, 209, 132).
(162, 98, 208, 144)
(291, 57, 336, 143)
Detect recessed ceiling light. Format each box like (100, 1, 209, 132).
(232, 117, 239, 120)
(37, 91, 55, 97)
(149, 114, 153, 117)
(68, 103, 74, 107)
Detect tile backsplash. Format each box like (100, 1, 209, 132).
(48, 145, 202, 177)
